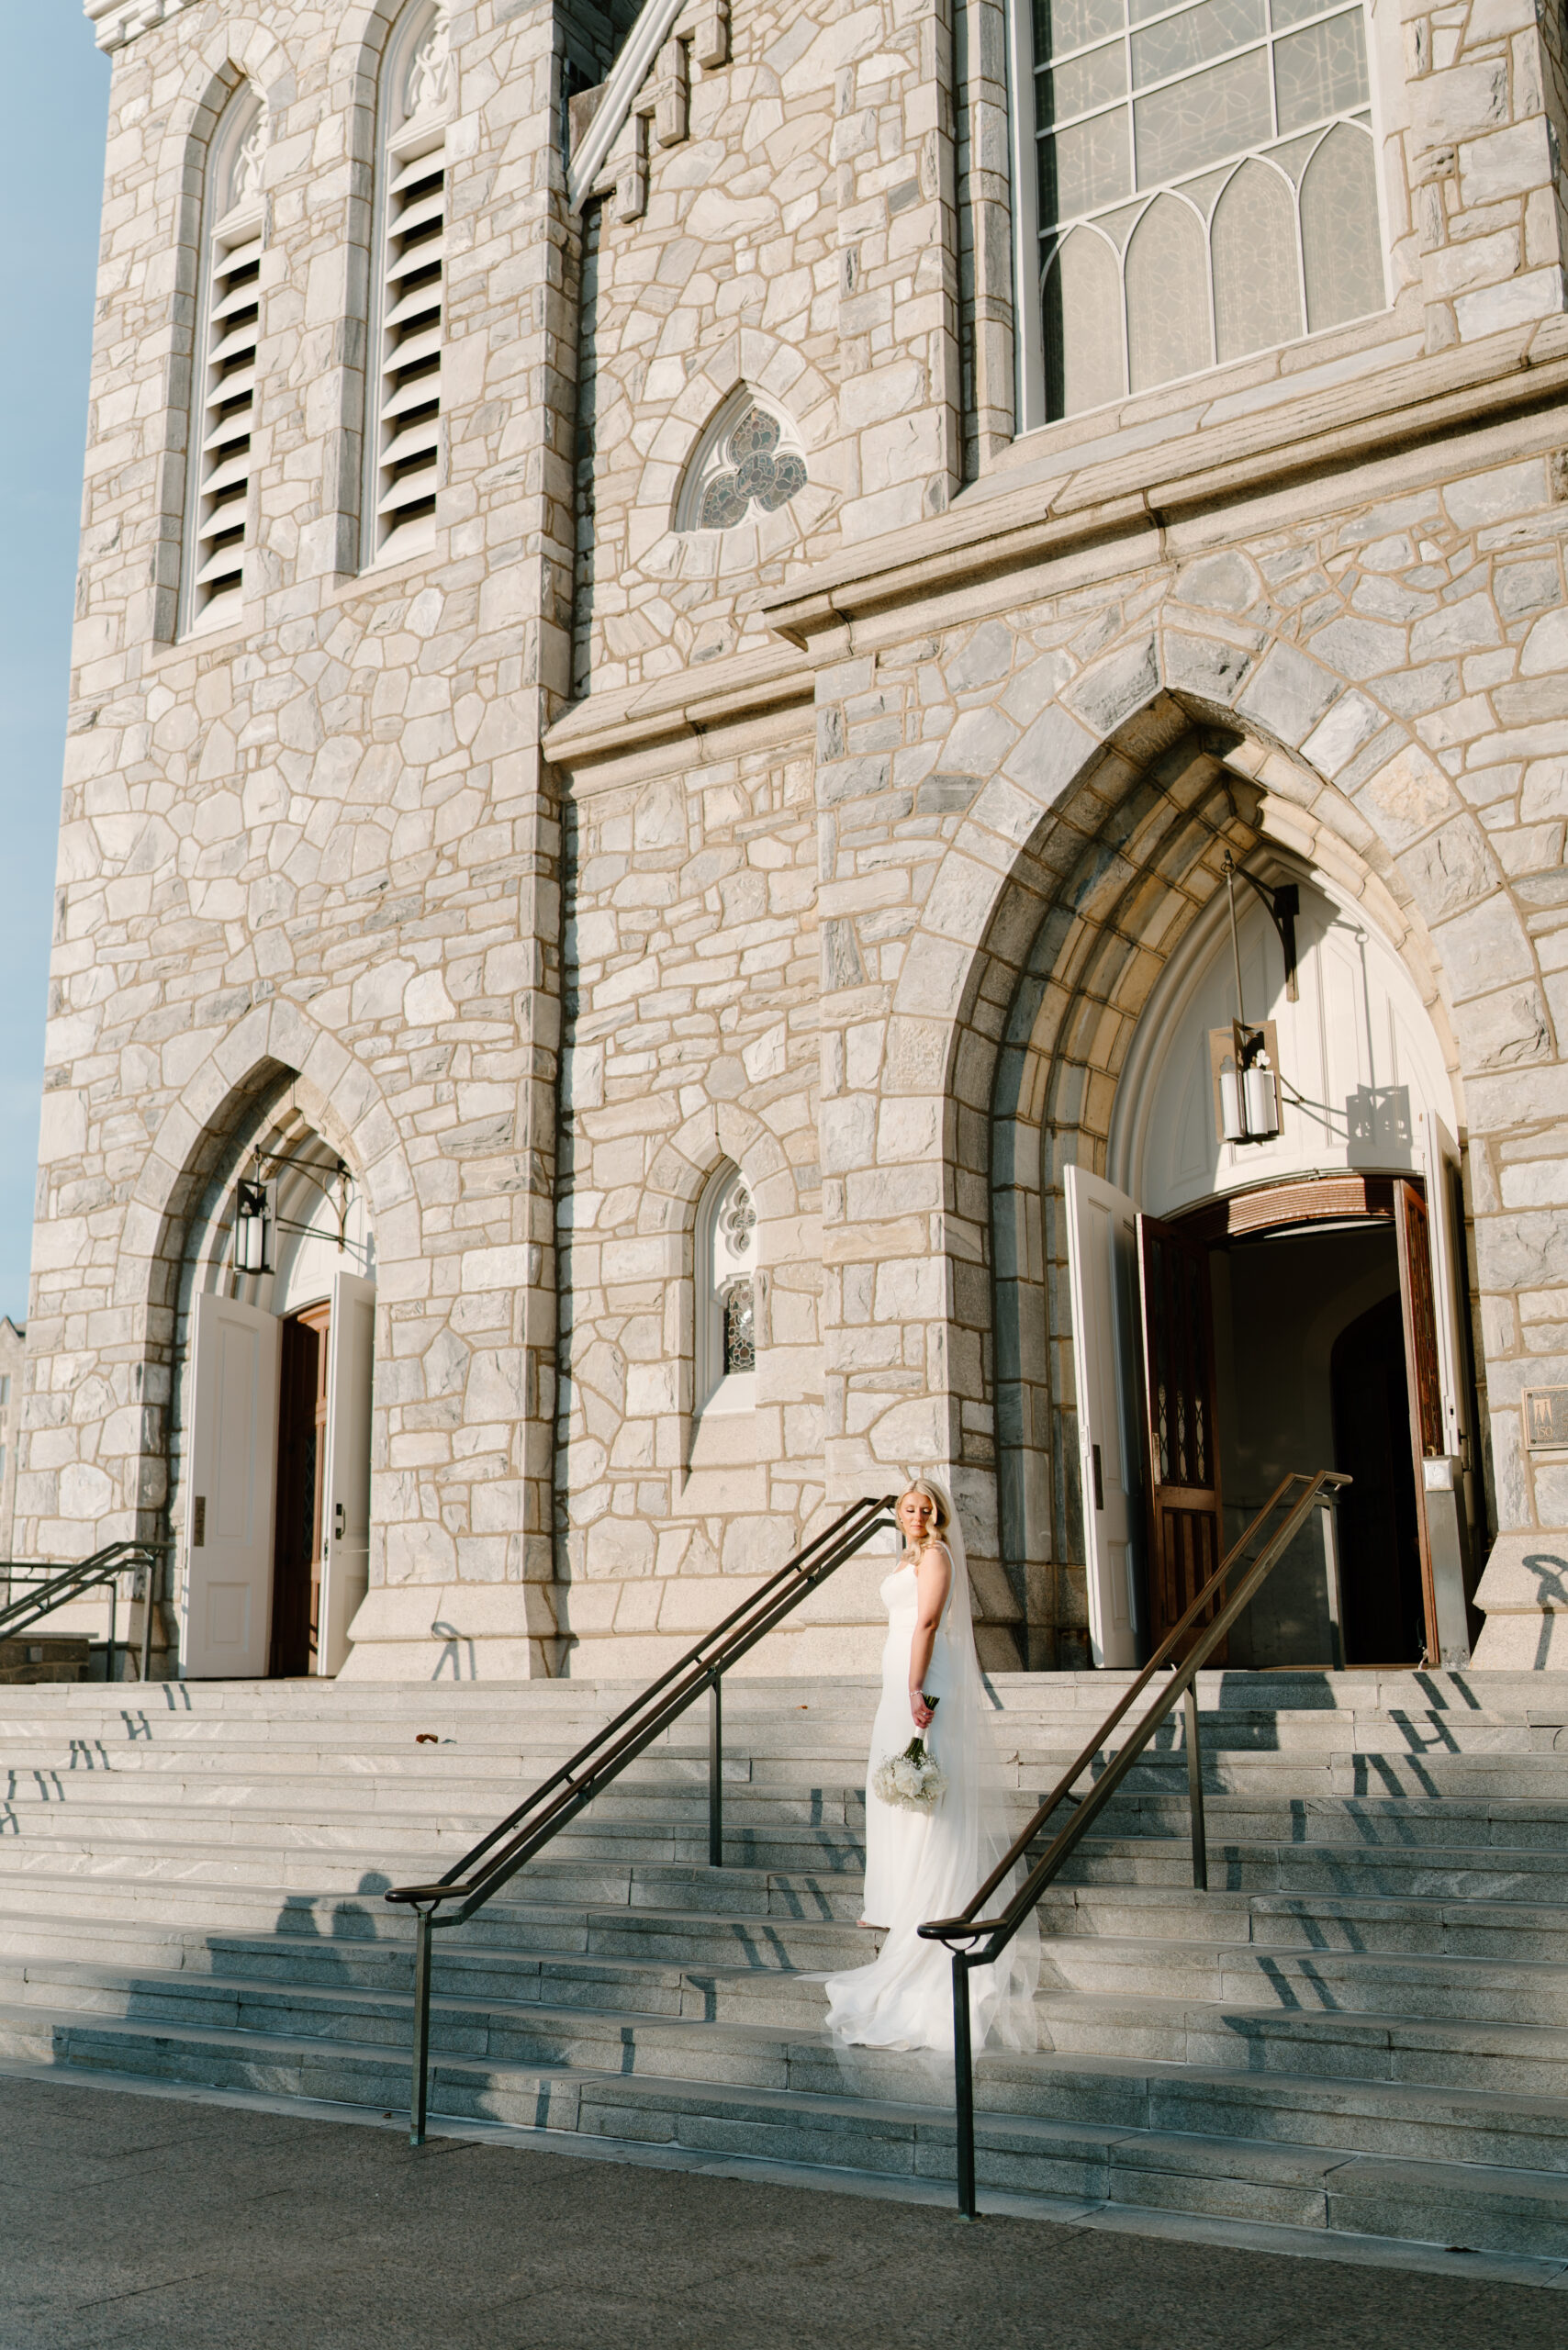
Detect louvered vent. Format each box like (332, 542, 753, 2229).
(187, 110, 264, 632)
(373, 135, 445, 557)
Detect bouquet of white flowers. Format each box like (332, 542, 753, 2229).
(872, 1707, 948, 1814)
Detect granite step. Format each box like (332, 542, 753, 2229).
(3, 1999, 1566, 2255)
(6, 1669, 1568, 2262)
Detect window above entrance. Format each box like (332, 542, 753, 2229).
(1014, 0, 1386, 421)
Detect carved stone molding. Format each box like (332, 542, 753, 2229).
(567, 0, 731, 222)
(84, 0, 197, 54)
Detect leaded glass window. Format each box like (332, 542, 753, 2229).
(678, 394, 808, 533)
(698, 1164, 759, 1412)
(1025, 0, 1384, 420)
(722, 1281, 756, 1375)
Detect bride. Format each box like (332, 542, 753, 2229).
(823, 1477, 1038, 2054)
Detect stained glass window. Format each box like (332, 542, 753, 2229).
(722, 1282, 756, 1375)
(1125, 195, 1210, 389)
(1025, 0, 1383, 419)
(1213, 158, 1302, 358)
(689, 405, 807, 532)
(700, 1165, 759, 1410)
(1301, 119, 1382, 330)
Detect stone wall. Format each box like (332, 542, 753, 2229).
(0, 1320, 25, 1566)
(28, 0, 1568, 1679)
(31, 0, 578, 1675)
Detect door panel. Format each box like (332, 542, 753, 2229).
(319, 1270, 375, 1677)
(1420, 1113, 1471, 1466)
(1137, 1214, 1226, 1661)
(183, 1292, 280, 1678)
(1064, 1165, 1145, 1668)
(1419, 1112, 1479, 1662)
(1393, 1179, 1445, 1662)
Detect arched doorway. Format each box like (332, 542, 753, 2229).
(174, 1103, 376, 1680)
(1064, 861, 1481, 1671)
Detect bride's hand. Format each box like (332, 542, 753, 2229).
(909, 1689, 934, 1730)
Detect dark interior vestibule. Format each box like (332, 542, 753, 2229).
(1211, 1214, 1426, 1669)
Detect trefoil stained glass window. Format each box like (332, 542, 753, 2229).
(679, 396, 808, 533)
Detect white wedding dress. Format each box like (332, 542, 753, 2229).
(823, 1496, 1037, 2055)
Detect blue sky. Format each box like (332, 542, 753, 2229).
(0, 15, 109, 1325)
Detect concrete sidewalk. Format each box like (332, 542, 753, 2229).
(0, 2072, 1562, 2350)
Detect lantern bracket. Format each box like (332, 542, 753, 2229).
(1224, 854, 1299, 1002)
(233, 1147, 355, 1276)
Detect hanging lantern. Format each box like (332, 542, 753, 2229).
(1210, 1018, 1282, 1145)
(1206, 851, 1286, 1147)
(1243, 1046, 1280, 1139)
(234, 1177, 272, 1274)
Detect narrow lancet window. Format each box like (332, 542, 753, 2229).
(698, 1165, 758, 1413)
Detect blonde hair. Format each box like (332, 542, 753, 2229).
(898, 1479, 950, 1536)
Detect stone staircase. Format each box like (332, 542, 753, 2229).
(2, 1670, 1567, 2269)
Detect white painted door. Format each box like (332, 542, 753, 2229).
(182, 1292, 281, 1678)
(1419, 1112, 1476, 1662)
(1420, 1113, 1470, 1464)
(1064, 1164, 1145, 1668)
(318, 1270, 375, 1677)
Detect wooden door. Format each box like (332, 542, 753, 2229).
(182, 1292, 280, 1678)
(1064, 1165, 1145, 1668)
(269, 1302, 330, 1678)
(1137, 1214, 1226, 1660)
(1394, 1180, 1445, 1664)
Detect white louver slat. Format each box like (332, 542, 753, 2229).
(371, 132, 444, 558)
(188, 215, 263, 628)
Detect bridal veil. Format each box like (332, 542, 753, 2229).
(823, 1479, 1039, 2055)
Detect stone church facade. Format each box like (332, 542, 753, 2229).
(26, 0, 1568, 1679)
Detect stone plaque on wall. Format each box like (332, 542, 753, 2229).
(1522, 1387, 1568, 1451)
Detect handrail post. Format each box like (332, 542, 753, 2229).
(409, 1908, 433, 2147)
(952, 1953, 978, 2221)
(709, 1672, 723, 1868)
(107, 1572, 118, 1684)
(1183, 1682, 1207, 1892)
(140, 1555, 154, 1684)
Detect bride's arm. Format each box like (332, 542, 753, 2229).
(907, 1540, 953, 1729)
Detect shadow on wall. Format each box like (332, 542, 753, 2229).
(1522, 1555, 1568, 1668)
(430, 1621, 476, 1681)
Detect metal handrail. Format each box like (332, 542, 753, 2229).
(385, 1491, 900, 2143)
(0, 1541, 162, 1681)
(917, 1467, 1351, 2220)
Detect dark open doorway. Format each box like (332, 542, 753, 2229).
(1210, 1216, 1425, 1668)
(269, 1300, 330, 1677)
(1331, 1290, 1426, 1664)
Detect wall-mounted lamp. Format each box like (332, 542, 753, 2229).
(232, 1147, 354, 1279)
(234, 1177, 272, 1274)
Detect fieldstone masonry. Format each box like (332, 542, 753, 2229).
(26, 0, 1568, 1677)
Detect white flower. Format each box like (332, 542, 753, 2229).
(872, 1737, 949, 1814)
